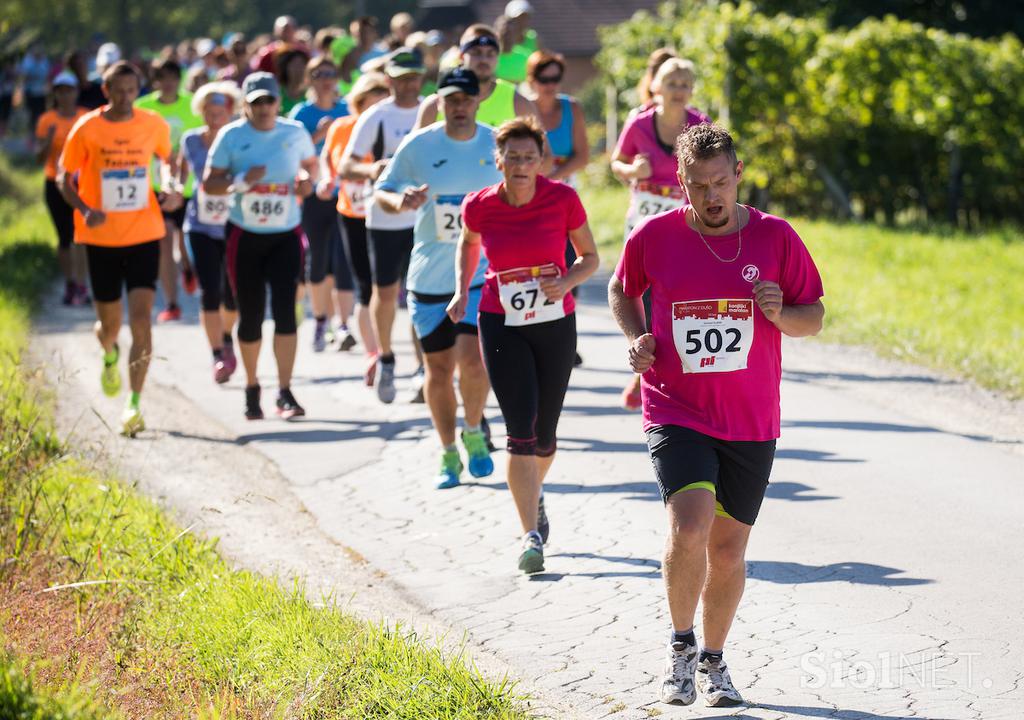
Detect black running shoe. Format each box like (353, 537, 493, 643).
(276, 387, 306, 420)
(245, 384, 264, 420)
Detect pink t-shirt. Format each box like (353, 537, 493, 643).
(615, 206, 824, 441)
(462, 175, 587, 316)
(614, 105, 711, 188)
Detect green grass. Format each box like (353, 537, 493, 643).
(0, 154, 534, 718)
(577, 177, 1024, 397)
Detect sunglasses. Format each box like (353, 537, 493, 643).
(311, 69, 338, 80)
(250, 96, 277, 106)
(534, 73, 562, 85)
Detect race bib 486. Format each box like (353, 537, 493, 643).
(672, 299, 754, 374)
(241, 183, 292, 229)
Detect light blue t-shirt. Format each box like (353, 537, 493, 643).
(207, 118, 316, 234)
(288, 99, 349, 154)
(375, 122, 500, 295)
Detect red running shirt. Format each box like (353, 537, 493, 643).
(462, 175, 587, 316)
(615, 206, 824, 441)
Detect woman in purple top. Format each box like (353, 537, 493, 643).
(611, 58, 711, 238)
(611, 57, 711, 411)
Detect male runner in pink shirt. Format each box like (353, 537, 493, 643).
(609, 123, 824, 708)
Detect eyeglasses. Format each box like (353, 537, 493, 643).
(311, 69, 338, 80)
(534, 73, 562, 85)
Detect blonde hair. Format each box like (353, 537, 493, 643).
(191, 80, 242, 116)
(345, 71, 390, 112)
(650, 58, 696, 95)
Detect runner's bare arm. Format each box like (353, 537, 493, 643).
(315, 146, 335, 199)
(375, 184, 428, 214)
(548, 99, 590, 182)
(754, 280, 824, 337)
(610, 147, 651, 183)
(339, 154, 388, 182)
(414, 94, 440, 131)
(447, 226, 483, 323)
(608, 275, 656, 372)
(56, 163, 105, 226)
(175, 147, 190, 191)
(539, 221, 599, 301)
(295, 157, 319, 199)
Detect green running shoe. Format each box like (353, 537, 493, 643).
(120, 404, 145, 437)
(436, 448, 463, 490)
(461, 429, 494, 478)
(101, 344, 121, 397)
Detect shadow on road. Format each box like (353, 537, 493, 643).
(784, 368, 954, 386)
(783, 419, 1018, 446)
(765, 482, 839, 501)
(747, 561, 932, 586)
(776, 448, 864, 463)
(752, 703, 955, 720)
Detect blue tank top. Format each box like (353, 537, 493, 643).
(546, 95, 574, 162)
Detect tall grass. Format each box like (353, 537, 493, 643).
(577, 176, 1024, 397)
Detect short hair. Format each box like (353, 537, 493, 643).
(102, 61, 142, 87)
(495, 116, 545, 155)
(346, 71, 390, 113)
(651, 57, 696, 95)
(676, 123, 737, 169)
(526, 50, 564, 80)
(460, 24, 501, 51)
(151, 58, 182, 79)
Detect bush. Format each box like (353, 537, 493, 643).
(595, 1, 1024, 226)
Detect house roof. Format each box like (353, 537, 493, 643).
(417, 0, 662, 57)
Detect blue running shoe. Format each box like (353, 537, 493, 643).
(462, 429, 494, 478)
(436, 449, 464, 490)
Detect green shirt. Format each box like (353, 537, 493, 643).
(496, 51, 528, 83)
(439, 79, 517, 128)
(135, 91, 202, 194)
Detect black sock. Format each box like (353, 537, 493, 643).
(380, 353, 395, 364)
(223, 332, 233, 345)
(671, 628, 696, 646)
(315, 314, 327, 323)
(700, 649, 724, 664)
(212, 348, 223, 359)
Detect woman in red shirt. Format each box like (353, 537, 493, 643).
(448, 117, 599, 575)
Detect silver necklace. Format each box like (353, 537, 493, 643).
(691, 205, 743, 263)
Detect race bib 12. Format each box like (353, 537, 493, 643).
(101, 167, 150, 212)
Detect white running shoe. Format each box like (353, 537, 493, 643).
(660, 640, 698, 705)
(696, 655, 744, 707)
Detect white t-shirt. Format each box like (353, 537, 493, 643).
(343, 96, 421, 230)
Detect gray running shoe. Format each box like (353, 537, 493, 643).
(377, 359, 396, 404)
(696, 655, 744, 707)
(313, 319, 328, 352)
(660, 640, 698, 705)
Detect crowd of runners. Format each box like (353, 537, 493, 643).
(28, 1, 825, 709)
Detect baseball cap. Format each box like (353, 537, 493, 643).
(196, 38, 217, 57)
(96, 42, 121, 68)
(505, 0, 534, 18)
(437, 67, 480, 97)
(424, 30, 445, 47)
(242, 72, 280, 102)
(52, 71, 79, 88)
(385, 48, 425, 77)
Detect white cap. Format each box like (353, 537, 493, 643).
(504, 0, 534, 18)
(196, 38, 217, 57)
(52, 71, 79, 88)
(96, 42, 121, 68)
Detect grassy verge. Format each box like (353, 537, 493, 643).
(577, 175, 1024, 397)
(0, 154, 533, 718)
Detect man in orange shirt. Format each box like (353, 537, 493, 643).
(57, 61, 182, 437)
(35, 70, 87, 305)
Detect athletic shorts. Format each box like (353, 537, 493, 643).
(366, 227, 413, 287)
(162, 204, 186, 229)
(409, 286, 482, 354)
(85, 240, 161, 303)
(646, 424, 776, 526)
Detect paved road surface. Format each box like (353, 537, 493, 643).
(34, 278, 1024, 719)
